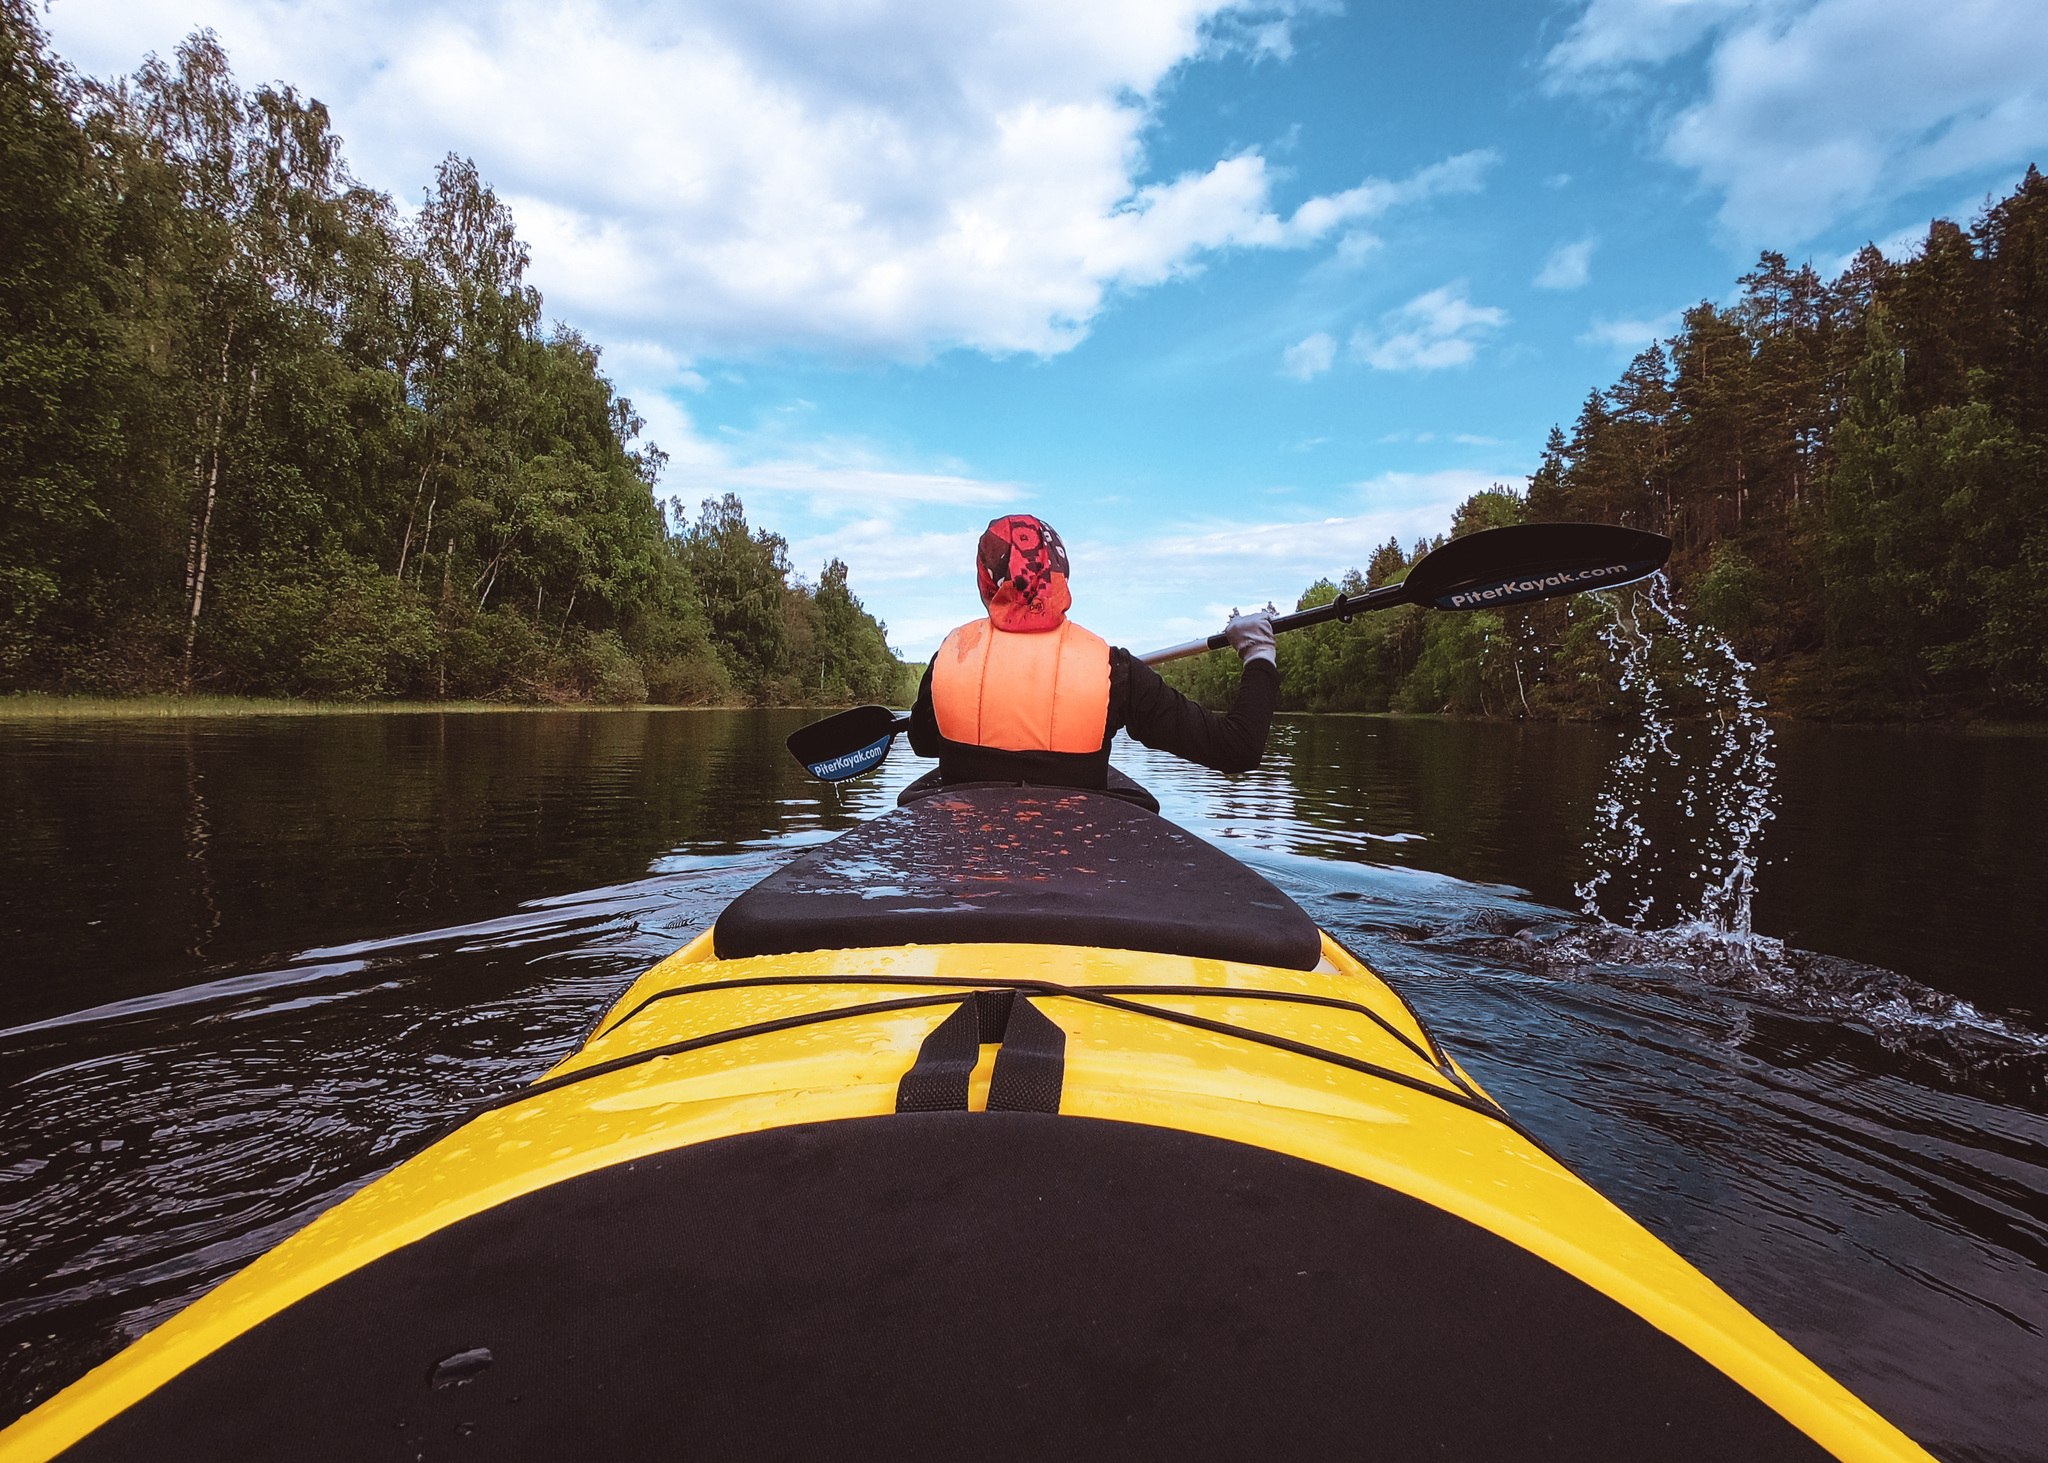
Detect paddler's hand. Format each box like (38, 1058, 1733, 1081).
(1224, 604, 1278, 666)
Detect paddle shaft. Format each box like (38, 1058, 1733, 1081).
(1136, 523, 1671, 667)
(1138, 584, 1404, 667)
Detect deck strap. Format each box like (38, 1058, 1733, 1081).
(896, 990, 1066, 1114)
(989, 994, 1067, 1113)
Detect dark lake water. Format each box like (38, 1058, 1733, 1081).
(1, 709, 2044, 1460)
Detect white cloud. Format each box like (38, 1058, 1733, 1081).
(49, 1, 1497, 361)
(1542, 0, 1758, 87)
(1247, 20, 1294, 60)
(1578, 309, 1684, 352)
(1116, 469, 1501, 573)
(1534, 237, 1596, 290)
(1266, 148, 1498, 242)
(1281, 331, 1336, 380)
(787, 521, 981, 586)
(1350, 284, 1507, 372)
(1543, 0, 2048, 246)
(646, 388, 1019, 522)
(605, 339, 708, 394)
(1331, 231, 1383, 266)
(687, 461, 1019, 507)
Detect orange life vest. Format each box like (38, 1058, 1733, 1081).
(932, 617, 1111, 754)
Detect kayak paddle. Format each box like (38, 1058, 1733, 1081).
(789, 704, 911, 781)
(790, 522, 1670, 778)
(1136, 522, 1671, 665)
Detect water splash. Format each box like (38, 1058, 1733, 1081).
(1400, 572, 2048, 1088)
(1574, 572, 1777, 963)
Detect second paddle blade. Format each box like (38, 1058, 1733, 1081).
(787, 704, 905, 780)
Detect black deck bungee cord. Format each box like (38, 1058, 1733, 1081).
(598, 937, 1499, 1118)
(473, 970, 1564, 1158)
(599, 970, 1443, 1069)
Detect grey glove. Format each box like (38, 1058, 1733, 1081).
(1224, 604, 1277, 666)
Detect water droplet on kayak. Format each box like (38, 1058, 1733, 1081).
(429, 1346, 493, 1388)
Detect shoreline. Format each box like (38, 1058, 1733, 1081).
(0, 694, 851, 719)
(4, 693, 2041, 734)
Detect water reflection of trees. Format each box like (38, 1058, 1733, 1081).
(13, 713, 2044, 1027)
(1, 711, 890, 1024)
(1123, 717, 1610, 906)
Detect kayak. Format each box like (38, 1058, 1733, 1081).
(0, 783, 1934, 1462)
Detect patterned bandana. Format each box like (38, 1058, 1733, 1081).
(976, 514, 1072, 633)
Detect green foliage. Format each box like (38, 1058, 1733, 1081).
(207, 552, 433, 698)
(1396, 611, 1497, 715)
(1695, 544, 1766, 638)
(1822, 313, 2048, 706)
(1513, 181, 2048, 719)
(0, 0, 125, 673)
(675, 492, 792, 688)
(1451, 488, 1525, 537)
(1189, 199, 2048, 728)
(570, 630, 649, 706)
(812, 557, 911, 702)
(0, 26, 909, 706)
(664, 496, 909, 705)
(1162, 646, 1244, 710)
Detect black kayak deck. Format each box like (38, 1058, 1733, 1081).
(59, 1115, 1833, 1463)
(714, 786, 1324, 970)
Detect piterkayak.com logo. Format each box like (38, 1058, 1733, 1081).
(1444, 562, 1634, 608)
(810, 736, 890, 777)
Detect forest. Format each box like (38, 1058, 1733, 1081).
(0, 7, 911, 706)
(1169, 168, 2048, 722)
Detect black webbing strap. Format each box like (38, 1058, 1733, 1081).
(987, 993, 1065, 1113)
(895, 992, 995, 1112)
(895, 989, 1063, 1114)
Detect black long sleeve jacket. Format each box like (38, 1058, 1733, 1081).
(907, 645, 1279, 789)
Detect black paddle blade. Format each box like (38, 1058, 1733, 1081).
(787, 705, 906, 780)
(1405, 523, 1670, 611)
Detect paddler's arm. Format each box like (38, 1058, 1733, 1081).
(907, 658, 942, 757)
(1112, 649, 1280, 774)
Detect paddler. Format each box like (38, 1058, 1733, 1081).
(908, 513, 1279, 789)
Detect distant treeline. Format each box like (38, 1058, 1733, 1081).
(1170, 168, 2048, 721)
(1, 10, 911, 705)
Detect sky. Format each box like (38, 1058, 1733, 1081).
(41, 0, 2048, 656)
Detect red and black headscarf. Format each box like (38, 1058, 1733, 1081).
(976, 514, 1071, 633)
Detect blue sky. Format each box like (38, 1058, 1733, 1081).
(45, 0, 2048, 655)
